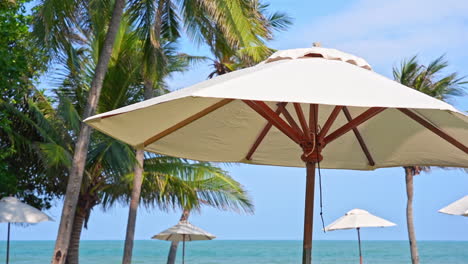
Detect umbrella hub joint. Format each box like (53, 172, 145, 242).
(299, 136, 324, 163)
(300, 138, 323, 163)
(301, 152, 323, 163)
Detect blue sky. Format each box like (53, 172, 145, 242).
(2, 0, 468, 241)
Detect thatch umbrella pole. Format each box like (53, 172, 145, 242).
(6, 223, 10, 264)
(182, 234, 186, 264)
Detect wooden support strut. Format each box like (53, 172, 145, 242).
(246, 103, 287, 160)
(324, 107, 386, 145)
(318, 105, 343, 141)
(143, 99, 233, 147)
(295, 103, 311, 141)
(242, 100, 303, 144)
(398, 108, 468, 154)
(301, 104, 322, 163)
(278, 103, 305, 137)
(342, 107, 375, 166)
(309, 104, 318, 135)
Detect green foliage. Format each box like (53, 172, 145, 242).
(101, 156, 253, 213)
(30, 4, 254, 229)
(0, 0, 47, 103)
(205, 0, 293, 78)
(2, 0, 281, 217)
(0, 0, 53, 209)
(0, 92, 68, 209)
(393, 55, 466, 101)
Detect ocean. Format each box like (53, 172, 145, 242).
(1, 240, 467, 263)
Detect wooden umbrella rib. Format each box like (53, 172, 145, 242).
(398, 108, 468, 154)
(246, 103, 287, 160)
(309, 104, 319, 135)
(143, 99, 233, 147)
(100, 112, 123, 119)
(324, 107, 386, 145)
(278, 103, 305, 137)
(342, 107, 375, 166)
(294, 103, 311, 141)
(243, 100, 302, 144)
(318, 105, 343, 140)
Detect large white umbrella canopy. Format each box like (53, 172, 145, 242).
(0, 197, 53, 264)
(85, 47, 468, 169)
(152, 221, 215, 264)
(85, 47, 468, 264)
(152, 221, 216, 241)
(325, 209, 396, 264)
(439, 195, 468, 217)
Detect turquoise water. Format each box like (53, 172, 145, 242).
(0, 240, 467, 263)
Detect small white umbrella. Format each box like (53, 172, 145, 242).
(439, 195, 468, 217)
(325, 209, 396, 264)
(0, 197, 53, 264)
(152, 221, 215, 264)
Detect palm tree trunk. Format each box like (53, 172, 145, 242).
(121, 78, 155, 264)
(166, 210, 190, 264)
(122, 148, 145, 264)
(405, 167, 419, 264)
(121, 0, 164, 258)
(51, 1, 126, 263)
(65, 210, 85, 264)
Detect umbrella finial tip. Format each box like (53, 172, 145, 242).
(313, 42, 322, 47)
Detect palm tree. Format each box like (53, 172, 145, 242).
(13, 87, 251, 264)
(122, 1, 286, 262)
(34, 0, 126, 261)
(33, 1, 276, 262)
(393, 55, 466, 264)
(206, 0, 292, 78)
(22, 15, 252, 263)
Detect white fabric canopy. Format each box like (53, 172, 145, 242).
(325, 209, 396, 231)
(0, 197, 53, 223)
(85, 47, 468, 170)
(439, 195, 468, 217)
(152, 221, 215, 242)
(262, 47, 372, 70)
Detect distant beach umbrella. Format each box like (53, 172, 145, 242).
(0, 197, 53, 264)
(85, 46, 468, 264)
(325, 209, 396, 264)
(152, 221, 215, 264)
(439, 195, 468, 217)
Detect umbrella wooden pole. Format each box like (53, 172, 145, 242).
(302, 161, 316, 264)
(357, 228, 363, 264)
(6, 222, 10, 264)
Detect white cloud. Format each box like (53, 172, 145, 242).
(286, 0, 468, 74)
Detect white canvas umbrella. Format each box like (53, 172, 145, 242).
(85, 46, 468, 264)
(325, 209, 396, 264)
(152, 221, 215, 264)
(439, 195, 468, 216)
(0, 197, 53, 264)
